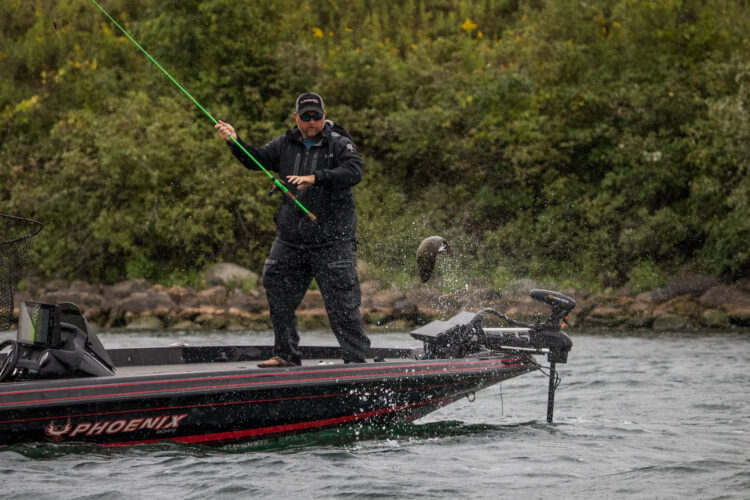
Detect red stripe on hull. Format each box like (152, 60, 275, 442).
(0, 381, 466, 426)
(0, 361, 528, 408)
(0, 358, 527, 398)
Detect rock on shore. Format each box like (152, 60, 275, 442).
(11, 267, 750, 332)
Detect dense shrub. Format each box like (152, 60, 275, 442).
(2, 0, 749, 288)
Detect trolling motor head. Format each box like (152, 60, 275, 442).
(530, 289, 576, 328)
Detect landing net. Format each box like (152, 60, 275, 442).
(0, 214, 42, 330)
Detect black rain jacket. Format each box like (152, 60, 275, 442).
(227, 122, 363, 247)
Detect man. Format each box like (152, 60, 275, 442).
(215, 92, 371, 367)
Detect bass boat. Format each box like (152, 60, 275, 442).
(0, 290, 575, 447)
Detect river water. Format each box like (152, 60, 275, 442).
(1, 329, 749, 499)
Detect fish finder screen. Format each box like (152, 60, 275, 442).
(17, 302, 61, 347)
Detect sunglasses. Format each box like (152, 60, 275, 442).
(299, 112, 324, 122)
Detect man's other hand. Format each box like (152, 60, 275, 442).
(286, 174, 315, 189)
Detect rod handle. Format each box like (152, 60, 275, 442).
(278, 183, 317, 222)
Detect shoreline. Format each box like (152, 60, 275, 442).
(11, 271, 750, 333)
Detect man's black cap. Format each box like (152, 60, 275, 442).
(296, 92, 325, 114)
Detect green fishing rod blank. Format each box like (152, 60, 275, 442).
(88, 0, 316, 221)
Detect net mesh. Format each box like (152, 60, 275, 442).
(0, 214, 42, 330)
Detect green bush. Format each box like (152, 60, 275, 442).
(2, 0, 750, 287)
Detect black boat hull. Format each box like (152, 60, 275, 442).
(0, 354, 537, 446)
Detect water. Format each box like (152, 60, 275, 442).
(1, 330, 749, 499)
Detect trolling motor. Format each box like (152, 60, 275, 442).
(410, 289, 576, 423)
(0, 301, 115, 382)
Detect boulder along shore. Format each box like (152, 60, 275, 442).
(11, 264, 750, 333)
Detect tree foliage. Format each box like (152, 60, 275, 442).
(2, 0, 750, 288)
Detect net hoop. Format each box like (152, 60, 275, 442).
(1, 214, 43, 330)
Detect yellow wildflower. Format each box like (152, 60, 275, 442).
(461, 18, 477, 32)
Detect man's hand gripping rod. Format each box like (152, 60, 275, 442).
(89, 0, 316, 221)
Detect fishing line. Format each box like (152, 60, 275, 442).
(87, 0, 316, 221)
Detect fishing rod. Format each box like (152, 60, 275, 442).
(88, 0, 316, 222)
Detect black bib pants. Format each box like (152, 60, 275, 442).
(262, 239, 370, 364)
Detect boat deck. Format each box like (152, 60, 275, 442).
(105, 344, 419, 375)
(111, 357, 406, 377)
